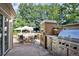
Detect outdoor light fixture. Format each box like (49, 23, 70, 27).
(54, 28, 58, 31)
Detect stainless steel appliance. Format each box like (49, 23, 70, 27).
(58, 29, 79, 56)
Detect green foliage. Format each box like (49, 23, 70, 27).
(14, 3, 79, 29)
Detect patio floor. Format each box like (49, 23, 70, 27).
(6, 40, 52, 56)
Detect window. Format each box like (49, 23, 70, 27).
(0, 14, 3, 55)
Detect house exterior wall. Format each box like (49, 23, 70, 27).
(8, 20, 13, 49)
(0, 3, 15, 56)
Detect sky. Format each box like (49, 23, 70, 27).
(12, 3, 20, 12)
(0, 0, 78, 3)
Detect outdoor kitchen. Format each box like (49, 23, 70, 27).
(40, 20, 79, 56)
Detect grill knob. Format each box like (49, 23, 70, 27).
(66, 44, 69, 46)
(73, 47, 77, 50)
(59, 42, 61, 44)
(62, 43, 65, 45)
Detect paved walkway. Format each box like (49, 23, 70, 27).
(6, 40, 52, 56)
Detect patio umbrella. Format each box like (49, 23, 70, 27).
(22, 26, 33, 32)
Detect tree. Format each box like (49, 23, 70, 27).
(60, 3, 79, 24)
(14, 3, 79, 29)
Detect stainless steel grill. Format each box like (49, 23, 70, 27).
(57, 29, 79, 56)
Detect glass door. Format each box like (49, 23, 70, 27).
(0, 14, 3, 55)
(4, 18, 9, 52)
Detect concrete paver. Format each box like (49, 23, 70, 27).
(6, 40, 52, 56)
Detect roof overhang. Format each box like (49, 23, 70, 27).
(62, 23, 79, 29)
(0, 3, 16, 19)
(7, 3, 16, 17)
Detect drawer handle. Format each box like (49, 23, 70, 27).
(73, 47, 77, 50)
